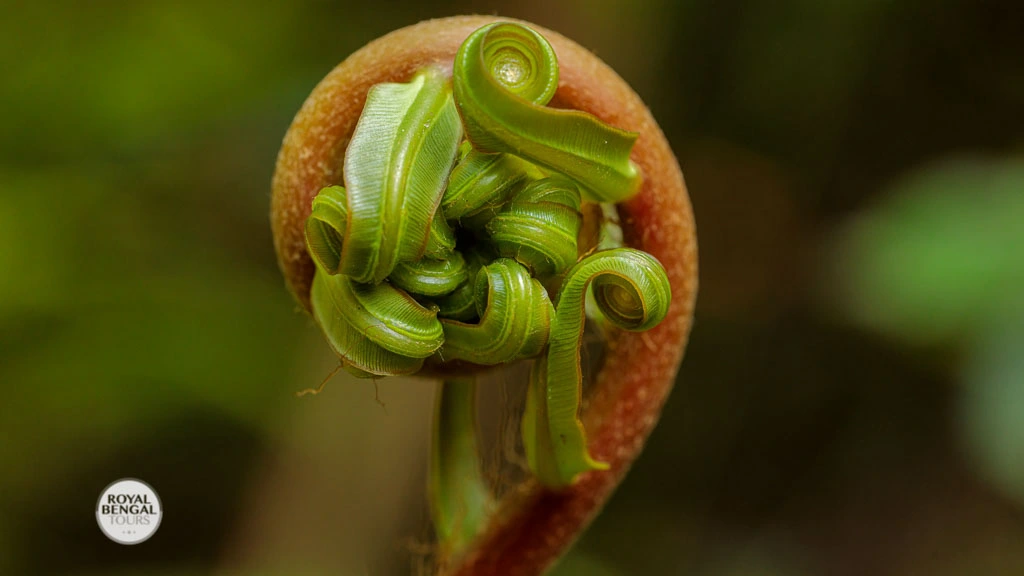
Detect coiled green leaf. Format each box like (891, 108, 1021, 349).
(432, 284, 478, 322)
(390, 251, 469, 297)
(442, 142, 541, 226)
(453, 22, 642, 202)
(485, 176, 582, 278)
(522, 248, 671, 487)
(439, 258, 552, 365)
(310, 262, 445, 377)
(342, 66, 463, 283)
(304, 185, 348, 275)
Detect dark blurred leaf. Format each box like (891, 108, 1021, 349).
(960, 313, 1024, 507)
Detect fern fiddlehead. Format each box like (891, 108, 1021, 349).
(272, 15, 697, 576)
(303, 20, 670, 489)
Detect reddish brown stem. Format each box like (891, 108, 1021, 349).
(271, 15, 697, 576)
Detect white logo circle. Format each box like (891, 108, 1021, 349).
(95, 478, 162, 544)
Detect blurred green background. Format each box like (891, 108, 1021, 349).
(2, 1, 1023, 575)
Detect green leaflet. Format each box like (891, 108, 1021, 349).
(485, 176, 582, 279)
(522, 248, 671, 487)
(442, 142, 541, 226)
(304, 185, 348, 275)
(453, 22, 642, 203)
(390, 251, 469, 297)
(429, 378, 492, 557)
(439, 258, 552, 365)
(310, 261, 444, 377)
(342, 66, 463, 284)
(432, 284, 478, 322)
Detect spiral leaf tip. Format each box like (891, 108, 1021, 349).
(453, 22, 643, 203)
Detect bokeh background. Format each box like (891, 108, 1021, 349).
(2, 1, 1023, 575)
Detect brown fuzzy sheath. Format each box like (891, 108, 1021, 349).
(271, 15, 698, 576)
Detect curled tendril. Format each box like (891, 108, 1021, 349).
(342, 66, 463, 283)
(484, 176, 583, 279)
(439, 258, 552, 365)
(453, 22, 642, 202)
(523, 248, 671, 487)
